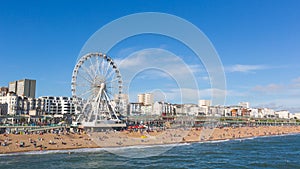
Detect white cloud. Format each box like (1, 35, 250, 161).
(116, 47, 139, 57)
(248, 77, 300, 112)
(252, 84, 284, 93)
(160, 87, 228, 104)
(117, 48, 204, 89)
(255, 99, 300, 113)
(292, 77, 300, 83)
(226, 64, 269, 73)
(291, 77, 300, 88)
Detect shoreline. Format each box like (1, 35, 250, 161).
(2, 133, 299, 156)
(1, 125, 300, 155)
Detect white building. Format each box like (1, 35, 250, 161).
(39, 96, 75, 115)
(114, 94, 129, 115)
(153, 101, 174, 116)
(275, 110, 290, 119)
(256, 108, 275, 118)
(0, 92, 18, 115)
(209, 106, 224, 116)
(137, 93, 153, 106)
(290, 113, 300, 119)
(128, 102, 143, 115)
(239, 102, 250, 108)
(138, 94, 145, 104)
(141, 105, 153, 115)
(249, 108, 259, 118)
(198, 100, 211, 116)
(174, 103, 198, 116)
(198, 100, 211, 107)
(0, 92, 42, 115)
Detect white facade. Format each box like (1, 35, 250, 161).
(239, 102, 250, 108)
(141, 105, 153, 115)
(144, 93, 153, 105)
(114, 94, 129, 115)
(152, 102, 162, 115)
(128, 103, 143, 115)
(0, 92, 41, 115)
(0, 92, 18, 115)
(275, 110, 290, 119)
(260, 108, 276, 118)
(209, 106, 224, 116)
(249, 108, 259, 118)
(291, 113, 300, 119)
(174, 104, 198, 116)
(137, 93, 153, 106)
(198, 100, 211, 107)
(153, 101, 174, 116)
(40, 96, 76, 115)
(137, 94, 145, 104)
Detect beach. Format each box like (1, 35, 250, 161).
(1, 125, 300, 154)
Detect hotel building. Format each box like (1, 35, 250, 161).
(9, 79, 36, 98)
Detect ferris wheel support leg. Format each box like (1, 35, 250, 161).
(94, 85, 104, 122)
(103, 90, 120, 121)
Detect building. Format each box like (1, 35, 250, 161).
(239, 102, 250, 108)
(0, 92, 22, 115)
(127, 102, 143, 116)
(198, 100, 211, 116)
(249, 108, 259, 118)
(260, 108, 276, 118)
(39, 96, 76, 115)
(0, 87, 8, 96)
(114, 94, 129, 115)
(153, 101, 175, 116)
(241, 108, 251, 117)
(141, 105, 153, 115)
(8, 82, 17, 94)
(144, 93, 153, 105)
(227, 106, 242, 117)
(137, 94, 145, 104)
(275, 110, 290, 119)
(198, 100, 211, 107)
(9, 79, 36, 98)
(291, 113, 300, 119)
(137, 93, 154, 106)
(0, 103, 8, 115)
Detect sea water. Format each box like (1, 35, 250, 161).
(0, 134, 300, 169)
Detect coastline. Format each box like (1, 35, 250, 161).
(1, 125, 300, 155)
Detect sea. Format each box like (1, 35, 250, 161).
(1, 134, 300, 169)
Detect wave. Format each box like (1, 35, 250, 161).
(197, 133, 300, 144)
(0, 148, 107, 157)
(200, 139, 231, 144)
(0, 142, 192, 157)
(103, 142, 191, 150)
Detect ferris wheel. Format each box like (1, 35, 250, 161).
(71, 53, 122, 124)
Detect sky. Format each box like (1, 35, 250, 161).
(0, 0, 300, 112)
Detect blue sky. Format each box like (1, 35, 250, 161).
(0, 0, 300, 111)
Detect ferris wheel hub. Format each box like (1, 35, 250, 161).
(100, 82, 106, 90)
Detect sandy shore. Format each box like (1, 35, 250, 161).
(1, 126, 300, 154)
(0, 132, 99, 154)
